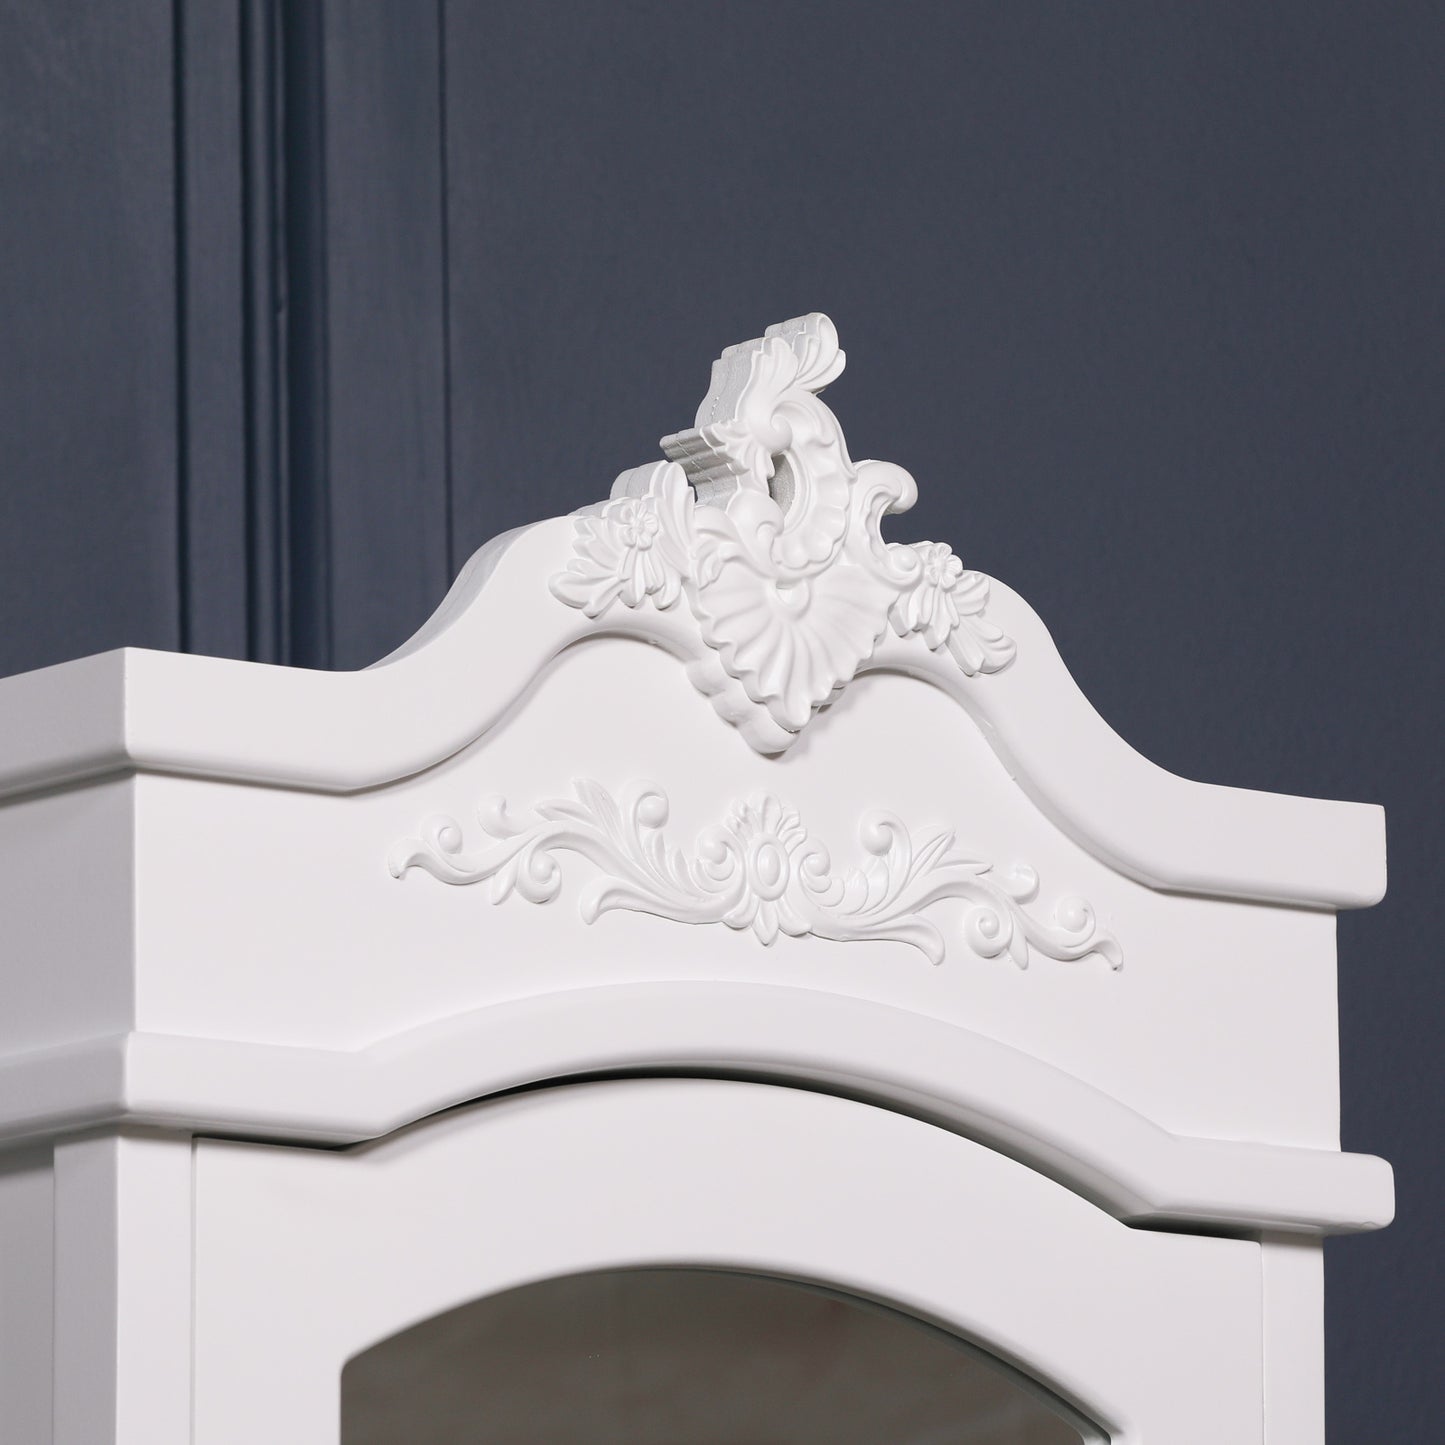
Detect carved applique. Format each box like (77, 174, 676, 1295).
(389, 781, 1121, 971)
(548, 315, 1015, 750)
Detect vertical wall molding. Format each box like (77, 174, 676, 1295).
(236, 0, 332, 667)
(174, 0, 449, 670)
(174, 0, 341, 668)
(237, 0, 288, 663)
(437, 0, 456, 586)
(279, 0, 333, 669)
(175, 0, 246, 661)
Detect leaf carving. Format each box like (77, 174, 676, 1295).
(390, 782, 1121, 973)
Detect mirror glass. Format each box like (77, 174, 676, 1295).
(343, 1268, 1096, 1443)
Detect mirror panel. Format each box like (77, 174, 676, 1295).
(343, 1268, 1095, 1443)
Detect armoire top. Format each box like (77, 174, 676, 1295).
(0, 313, 1384, 910)
(0, 315, 1393, 1238)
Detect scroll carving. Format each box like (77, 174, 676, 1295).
(548, 315, 1015, 751)
(389, 781, 1121, 971)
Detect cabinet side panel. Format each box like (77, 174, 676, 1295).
(1262, 1233, 1325, 1443)
(0, 779, 135, 1055)
(52, 1133, 193, 1445)
(0, 1149, 53, 1444)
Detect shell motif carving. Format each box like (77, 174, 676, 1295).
(389, 780, 1122, 971)
(548, 315, 1015, 752)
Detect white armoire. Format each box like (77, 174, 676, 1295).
(0, 316, 1391, 1443)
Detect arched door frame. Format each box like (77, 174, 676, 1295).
(191, 1076, 1264, 1444)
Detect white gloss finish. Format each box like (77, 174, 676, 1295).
(0, 315, 1389, 1441)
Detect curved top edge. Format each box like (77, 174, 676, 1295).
(0, 519, 1385, 909)
(0, 315, 1385, 910)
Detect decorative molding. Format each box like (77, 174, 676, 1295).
(0, 362, 1387, 915)
(548, 315, 1015, 750)
(388, 780, 1121, 970)
(0, 990, 1394, 1235)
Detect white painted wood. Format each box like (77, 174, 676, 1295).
(193, 1079, 1265, 1445)
(0, 544, 1383, 909)
(0, 645, 1391, 1232)
(109, 654, 1349, 1154)
(0, 985, 1392, 1236)
(0, 778, 134, 1058)
(1261, 1234, 1327, 1443)
(0, 1149, 52, 1443)
(52, 1132, 193, 1445)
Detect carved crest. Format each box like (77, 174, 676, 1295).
(549, 315, 1015, 750)
(390, 781, 1122, 971)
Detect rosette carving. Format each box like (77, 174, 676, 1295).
(389, 780, 1122, 971)
(548, 315, 1016, 751)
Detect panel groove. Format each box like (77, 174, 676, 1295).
(280, 0, 333, 669)
(174, 0, 249, 661)
(239, 0, 288, 664)
(227, 0, 334, 667)
(171, 0, 192, 654)
(438, 0, 456, 583)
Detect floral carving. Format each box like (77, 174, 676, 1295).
(889, 542, 1018, 675)
(548, 462, 692, 617)
(389, 780, 1122, 971)
(547, 315, 1017, 751)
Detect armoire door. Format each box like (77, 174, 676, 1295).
(191, 1079, 1264, 1444)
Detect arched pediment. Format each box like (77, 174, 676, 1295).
(0, 315, 1384, 910)
(0, 316, 1389, 1248)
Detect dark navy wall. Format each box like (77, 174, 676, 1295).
(2, 3, 1440, 1436)
(1, 0, 456, 673)
(1, 2, 182, 670)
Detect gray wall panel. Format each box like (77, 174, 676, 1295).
(176, 0, 248, 660)
(0, 0, 180, 676)
(320, 0, 450, 670)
